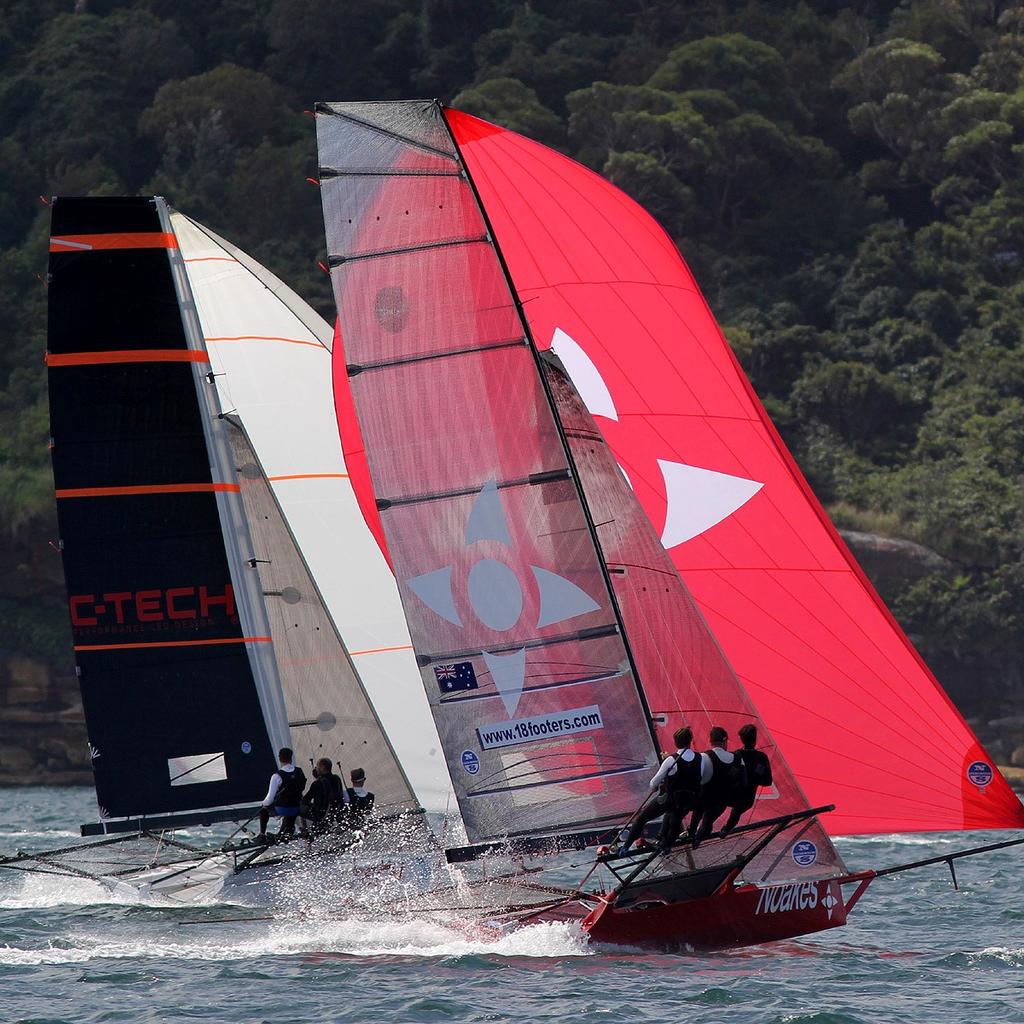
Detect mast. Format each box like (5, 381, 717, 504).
(438, 103, 662, 759)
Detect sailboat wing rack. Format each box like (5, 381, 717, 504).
(80, 804, 263, 837)
(444, 805, 836, 864)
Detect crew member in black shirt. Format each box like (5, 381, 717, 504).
(721, 723, 773, 835)
(302, 757, 346, 833)
(257, 747, 307, 842)
(690, 726, 746, 848)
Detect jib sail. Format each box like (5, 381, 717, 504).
(316, 100, 661, 843)
(446, 111, 1024, 835)
(170, 211, 447, 812)
(47, 196, 287, 823)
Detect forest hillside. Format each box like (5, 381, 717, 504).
(1, 0, 1023, 781)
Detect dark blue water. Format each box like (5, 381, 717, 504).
(1, 788, 1021, 1024)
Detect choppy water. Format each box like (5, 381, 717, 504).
(0, 788, 1021, 1024)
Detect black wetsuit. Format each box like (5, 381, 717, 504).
(721, 747, 772, 834)
(343, 787, 375, 828)
(302, 772, 345, 828)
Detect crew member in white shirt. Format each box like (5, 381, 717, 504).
(606, 726, 711, 855)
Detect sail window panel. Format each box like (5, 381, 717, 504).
(316, 100, 456, 173)
(227, 424, 419, 813)
(48, 250, 186, 354)
(333, 244, 520, 368)
(320, 173, 482, 261)
(348, 346, 561, 502)
(168, 753, 227, 786)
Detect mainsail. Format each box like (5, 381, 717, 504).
(316, 100, 662, 843)
(444, 111, 1024, 835)
(47, 196, 284, 823)
(47, 196, 427, 829)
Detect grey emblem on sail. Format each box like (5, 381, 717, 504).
(406, 480, 602, 716)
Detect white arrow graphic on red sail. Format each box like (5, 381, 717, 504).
(658, 460, 764, 548)
(550, 326, 763, 548)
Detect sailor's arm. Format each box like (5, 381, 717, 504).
(698, 753, 713, 786)
(648, 755, 676, 790)
(262, 773, 281, 807)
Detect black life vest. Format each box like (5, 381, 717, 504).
(660, 751, 703, 799)
(705, 749, 748, 804)
(346, 788, 375, 813)
(274, 766, 306, 807)
(305, 773, 344, 814)
(737, 747, 772, 788)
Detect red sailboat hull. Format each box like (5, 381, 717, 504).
(576, 874, 872, 952)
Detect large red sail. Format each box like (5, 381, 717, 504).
(445, 110, 1024, 835)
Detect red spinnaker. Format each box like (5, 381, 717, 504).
(441, 109, 1024, 835)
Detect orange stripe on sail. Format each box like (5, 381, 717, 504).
(49, 232, 177, 252)
(46, 350, 209, 367)
(74, 636, 271, 652)
(56, 483, 240, 499)
(266, 473, 350, 482)
(184, 256, 236, 263)
(205, 335, 325, 349)
(349, 644, 414, 657)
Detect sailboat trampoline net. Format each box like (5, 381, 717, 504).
(0, 833, 214, 887)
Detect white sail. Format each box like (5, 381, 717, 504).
(170, 211, 453, 810)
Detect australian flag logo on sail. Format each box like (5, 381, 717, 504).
(435, 662, 478, 694)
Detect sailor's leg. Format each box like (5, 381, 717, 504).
(619, 797, 666, 851)
(693, 801, 728, 846)
(720, 795, 754, 836)
(656, 801, 683, 850)
(258, 807, 271, 836)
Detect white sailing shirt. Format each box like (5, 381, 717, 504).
(648, 747, 712, 790)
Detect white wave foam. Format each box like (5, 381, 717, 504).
(837, 834, 960, 847)
(0, 873, 176, 910)
(0, 916, 590, 965)
(971, 946, 1024, 966)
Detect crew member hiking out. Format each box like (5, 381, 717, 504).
(690, 726, 747, 848)
(301, 757, 345, 834)
(602, 726, 710, 856)
(720, 723, 773, 835)
(257, 747, 307, 843)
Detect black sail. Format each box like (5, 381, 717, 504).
(47, 197, 278, 822)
